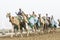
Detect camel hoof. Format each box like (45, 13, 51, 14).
(27, 33, 29, 37)
(15, 34, 18, 36)
(27, 35, 28, 37)
(21, 35, 23, 37)
(11, 35, 13, 38)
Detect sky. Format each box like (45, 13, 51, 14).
(0, 0, 60, 29)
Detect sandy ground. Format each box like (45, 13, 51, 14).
(0, 28, 60, 40)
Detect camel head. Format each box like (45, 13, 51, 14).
(6, 13, 11, 18)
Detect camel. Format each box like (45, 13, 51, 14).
(6, 12, 29, 37)
(20, 11, 29, 37)
(6, 13, 20, 37)
(41, 16, 50, 33)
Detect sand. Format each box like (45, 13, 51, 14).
(0, 28, 60, 40)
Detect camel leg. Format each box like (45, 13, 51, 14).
(20, 30, 23, 37)
(34, 25, 37, 34)
(25, 28, 29, 36)
(26, 23, 30, 36)
(18, 24, 20, 32)
(21, 22, 29, 37)
(24, 26, 29, 36)
(14, 29, 18, 36)
(10, 28, 14, 38)
(14, 24, 19, 36)
(42, 24, 46, 34)
(10, 25, 14, 38)
(50, 27, 54, 33)
(32, 27, 35, 32)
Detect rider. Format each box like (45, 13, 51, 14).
(16, 8, 23, 21)
(46, 13, 51, 27)
(58, 19, 60, 27)
(45, 14, 50, 29)
(17, 8, 22, 15)
(37, 14, 41, 28)
(51, 15, 57, 31)
(28, 11, 35, 28)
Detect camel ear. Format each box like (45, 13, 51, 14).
(6, 13, 11, 17)
(12, 17, 14, 19)
(7, 13, 11, 15)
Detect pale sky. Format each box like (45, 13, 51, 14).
(0, 0, 60, 29)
